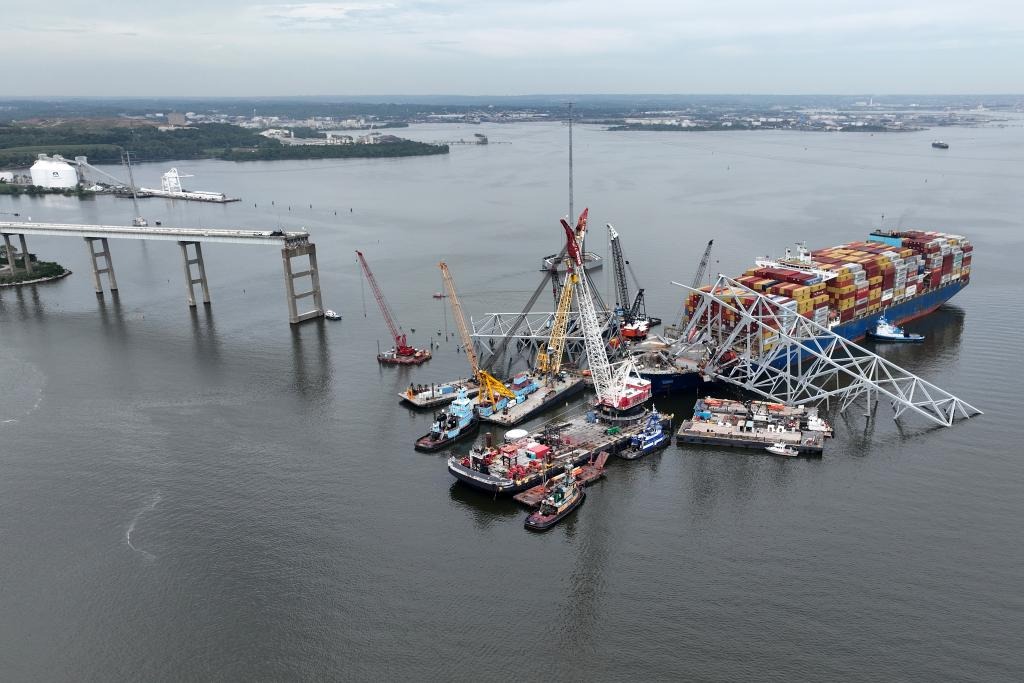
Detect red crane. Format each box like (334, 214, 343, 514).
(356, 250, 431, 365)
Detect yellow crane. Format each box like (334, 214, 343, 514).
(536, 266, 577, 376)
(438, 262, 515, 407)
(536, 208, 588, 377)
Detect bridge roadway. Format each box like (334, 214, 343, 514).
(0, 221, 324, 323)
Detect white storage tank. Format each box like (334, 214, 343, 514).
(30, 155, 79, 188)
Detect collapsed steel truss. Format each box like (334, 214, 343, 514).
(472, 310, 621, 375)
(675, 275, 981, 427)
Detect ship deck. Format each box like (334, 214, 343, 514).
(512, 452, 609, 507)
(480, 377, 587, 426)
(676, 419, 824, 456)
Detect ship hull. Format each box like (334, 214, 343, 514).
(524, 491, 585, 531)
(414, 419, 481, 453)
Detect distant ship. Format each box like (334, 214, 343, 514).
(931, 141, 949, 149)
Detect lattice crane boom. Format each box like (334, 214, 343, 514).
(438, 262, 515, 404)
(691, 239, 714, 289)
(536, 266, 577, 376)
(356, 250, 411, 353)
(439, 261, 479, 374)
(607, 224, 630, 313)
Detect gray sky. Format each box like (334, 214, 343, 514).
(4, 0, 1023, 96)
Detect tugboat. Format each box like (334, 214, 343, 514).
(867, 315, 925, 343)
(524, 471, 585, 531)
(618, 411, 671, 460)
(766, 442, 799, 457)
(931, 141, 949, 149)
(414, 388, 479, 452)
(324, 309, 342, 320)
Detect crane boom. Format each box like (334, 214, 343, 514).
(567, 211, 651, 410)
(536, 266, 577, 376)
(439, 262, 479, 375)
(691, 239, 714, 289)
(438, 262, 515, 404)
(356, 250, 410, 353)
(607, 224, 630, 313)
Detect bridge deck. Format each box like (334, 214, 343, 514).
(0, 221, 308, 246)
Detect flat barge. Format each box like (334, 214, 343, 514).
(512, 451, 609, 508)
(400, 379, 479, 409)
(448, 409, 672, 495)
(479, 374, 587, 427)
(676, 398, 826, 456)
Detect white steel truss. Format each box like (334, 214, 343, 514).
(674, 275, 981, 427)
(471, 310, 621, 372)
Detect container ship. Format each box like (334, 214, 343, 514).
(642, 229, 972, 394)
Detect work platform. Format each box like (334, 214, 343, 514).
(0, 221, 324, 324)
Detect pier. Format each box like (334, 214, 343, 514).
(0, 221, 324, 324)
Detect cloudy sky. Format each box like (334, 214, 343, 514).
(4, 0, 1022, 95)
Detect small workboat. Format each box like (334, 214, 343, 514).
(766, 442, 799, 457)
(931, 141, 949, 149)
(867, 316, 924, 343)
(414, 388, 479, 452)
(432, 292, 446, 299)
(324, 309, 342, 320)
(618, 411, 670, 460)
(524, 474, 585, 531)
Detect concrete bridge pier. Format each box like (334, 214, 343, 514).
(18, 235, 33, 275)
(1, 233, 17, 274)
(281, 240, 324, 324)
(84, 237, 118, 293)
(178, 240, 211, 306)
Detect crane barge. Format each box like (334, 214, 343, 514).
(447, 209, 673, 495)
(356, 250, 432, 365)
(608, 224, 660, 340)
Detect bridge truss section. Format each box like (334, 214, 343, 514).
(472, 310, 621, 376)
(675, 275, 981, 427)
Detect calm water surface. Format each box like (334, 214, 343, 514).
(1, 122, 1022, 681)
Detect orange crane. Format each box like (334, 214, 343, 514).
(438, 262, 515, 407)
(356, 250, 431, 365)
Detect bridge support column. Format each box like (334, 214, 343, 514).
(177, 240, 210, 306)
(18, 234, 33, 275)
(84, 237, 118, 293)
(281, 240, 324, 324)
(1, 233, 16, 274)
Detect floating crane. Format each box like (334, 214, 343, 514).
(536, 209, 587, 378)
(607, 224, 659, 340)
(438, 261, 515, 407)
(569, 212, 652, 412)
(356, 250, 431, 365)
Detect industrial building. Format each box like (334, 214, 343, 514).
(29, 155, 79, 189)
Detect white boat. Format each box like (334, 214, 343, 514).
(766, 441, 799, 457)
(324, 309, 342, 320)
(867, 316, 923, 343)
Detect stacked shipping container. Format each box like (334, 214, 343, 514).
(683, 230, 971, 339)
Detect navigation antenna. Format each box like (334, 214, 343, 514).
(567, 101, 574, 223)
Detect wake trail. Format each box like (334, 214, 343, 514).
(126, 491, 162, 561)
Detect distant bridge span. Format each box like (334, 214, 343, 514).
(0, 221, 324, 323)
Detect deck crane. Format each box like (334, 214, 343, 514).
(568, 213, 652, 412)
(666, 239, 714, 339)
(356, 250, 431, 365)
(438, 262, 516, 407)
(536, 209, 588, 378)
